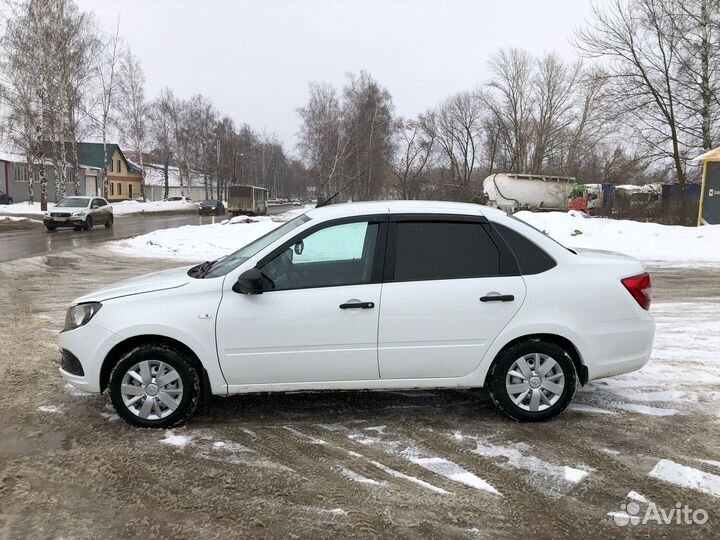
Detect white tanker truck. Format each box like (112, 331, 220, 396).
(482, 173, 576, 213)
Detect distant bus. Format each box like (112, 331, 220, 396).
(227, 185, 269, 215)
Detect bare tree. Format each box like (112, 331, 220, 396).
(95, 19, 122, 198)
(576, 0, 700, 217)
(342, 71, 395, 200)
(118, 47, 148, 200)
(486, 48, 535, 173)
(297, 82, 355, 197)
(148, 88, 175, 199)
(392, 117, 435, 199)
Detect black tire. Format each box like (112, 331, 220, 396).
(487, 340, 576, 422)
(83, 215, 93, 230)
(109, 344, 201, 428)
(105, 214, 113, 228)
(45, 225, 56, 232)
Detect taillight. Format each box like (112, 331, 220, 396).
(621, 273, 652, 310)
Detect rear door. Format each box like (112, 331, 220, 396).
(378, 215, 526, 379)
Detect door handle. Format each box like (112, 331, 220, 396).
(480, 294, 515, 302)
(339, 301, 375, 309)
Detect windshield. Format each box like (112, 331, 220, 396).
(56, 197, 90, 208)
(203, 213, 311, 278)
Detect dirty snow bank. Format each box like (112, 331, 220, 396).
(110, 206, 310, 261)
(110, 199, 197, 215)
(515, 211, 720, 265)
(0, 201, 56, 216)
(0, 199, 198, 217)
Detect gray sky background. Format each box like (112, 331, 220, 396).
(75, 0, 598, 155)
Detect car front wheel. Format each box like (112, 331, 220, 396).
(488, 340, 576, 422)
(109, 344, 200, 428)
(83, 215, 93, 230)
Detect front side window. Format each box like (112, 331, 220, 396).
(203, 214, 311, 278)
(392, 221, 500, 281)
(260, 220, 379, 291)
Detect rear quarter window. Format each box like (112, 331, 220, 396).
(492, 222, 556, 275)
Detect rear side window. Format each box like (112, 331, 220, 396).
(393, 221, 500, 281)
(492, 222, 556, 275)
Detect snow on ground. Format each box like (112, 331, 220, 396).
(110, 206, 310, 260)
(110, 199, 198, 215)
(0, 215, 41, 224)
(648, 459, 720, 498)
(0, 201, 56, 216)
(575, 298, 720, 416)
(515, 210, 720, 265)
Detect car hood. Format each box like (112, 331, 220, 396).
(73, 265, 194, 303)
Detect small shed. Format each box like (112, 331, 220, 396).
(696, 147, 720, 225)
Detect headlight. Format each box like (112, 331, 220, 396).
(72, 211, 84, 216)
(63, 302, 102, 332)
(44, 211, 50, 216)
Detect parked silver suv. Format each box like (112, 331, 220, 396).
(44, 196, 113, 232)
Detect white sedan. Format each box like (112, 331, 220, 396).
(58, 201, 655, 427)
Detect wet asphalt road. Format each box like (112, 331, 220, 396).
(0, 213, 220, 263)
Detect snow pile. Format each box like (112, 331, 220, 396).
(0, 199, 198, 216)
(110, 199, 197, 215)
(0, 201, 56, 216)
(1, 215, 41, 224)
(110, 207, 310, 260)
(515, 211, 720, 265)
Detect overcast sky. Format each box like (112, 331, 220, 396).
(75, 0, 598, 155)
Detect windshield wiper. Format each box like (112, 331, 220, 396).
(190, 260, 216, 278)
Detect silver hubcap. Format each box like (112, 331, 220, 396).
(505, 353, 565, 412)
(120, 360, 183, 420)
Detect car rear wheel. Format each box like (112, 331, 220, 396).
(488, 340, 576, 422)
(83, 215, 93, 230)
(109, 344, 200, 428)
(105, 214, 113, 228)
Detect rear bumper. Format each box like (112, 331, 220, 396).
(579, 316, 655, 380)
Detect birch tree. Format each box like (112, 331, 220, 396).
(118, 47, 148, 200)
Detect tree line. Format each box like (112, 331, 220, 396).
(2, 0, 718, 220)
(0, 0, 307, 209)
(296, 0, 719, 221)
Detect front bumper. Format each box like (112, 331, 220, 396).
(44, 216, 86, 227)
(58, 322, 124, 393)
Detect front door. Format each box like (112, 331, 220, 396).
(216, 216, 387, 386)
(378, 218, 527, 379)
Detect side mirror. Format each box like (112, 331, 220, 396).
(91, 204, 99, 209)
(232, 267, 264, 294)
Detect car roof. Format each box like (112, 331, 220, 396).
(305, 200, 506, 221)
